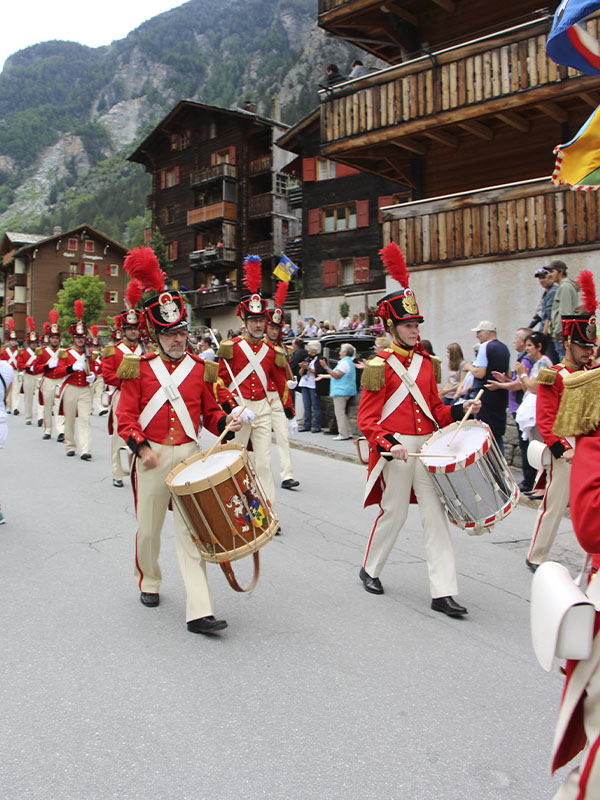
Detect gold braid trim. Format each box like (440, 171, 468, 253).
(217, 340, 233, 359)
(537, 367, 557, 386)
(203, 360, 218, 383)
(58, 349, 67, 358)
(361, 357, 386, 391)
(35, 347, 43, 356)
(102, 344, 115, 358)
(213, 376, 226, 402)
(431, 356, 442, 385)
(116, 353, 141, 380)
(554, 369, 600, 437)
(274, 346, 287, 368)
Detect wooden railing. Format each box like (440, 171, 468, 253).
(190, 286, 242, 309)
(187, 201, 237, 226)
(248, 193, 272, 216)
(189, 246, 237, 265)
(382, 179, 600, 268)
(248, 155, 271, 175)
(189, 163, 237, 185)
(7, 273, 27, 289)
(318, 0, 348, 13)
(320, 17, 600, 147)
(248, 240, 273, 259)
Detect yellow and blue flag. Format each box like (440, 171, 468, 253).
(273, 254, 298, 282)
(552, 105, 600, 188)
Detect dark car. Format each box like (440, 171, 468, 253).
(318, 331, 377, 392)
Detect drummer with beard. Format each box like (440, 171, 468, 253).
(116, 246, 243, 635)
(357, 243, 481, 617)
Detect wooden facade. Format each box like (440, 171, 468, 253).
(1, 226, 127, 340)
(128, 101, 300, 324)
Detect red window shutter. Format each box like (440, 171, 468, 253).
(354, 256, 370, 284)
(356, 199, 369, 227)
(322, 260, 339, 288)
(229, 146, 236, 165)
(174, 165, 180, 184)
(80, 263, 85, 275)
(335, 163, 359, 178)
(104, 264, 111, 275)
(104, 291, 110, 302)
(302, 158, 316, 182)
(160, 169, 166, 189)
(195, 233, 204, 250)
(171, 241, 178, 260)
(93, 265, 99, 277)
(378, 196, 395, 223)
(308, 208, 320, 235)
(210, 152, 217, 166)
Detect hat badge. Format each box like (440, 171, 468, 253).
(75, 322, 85, 335)
(158, 292, 180, 323)
(272, 308, 283, 324)
(401, 289, 418, 315)
(126, 309, 138, 324)
(248, 294, 263, 314)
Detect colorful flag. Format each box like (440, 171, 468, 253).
(552, 105, 600, 188)
(273, 254, 298, 282)
(546, 0, 600, 75)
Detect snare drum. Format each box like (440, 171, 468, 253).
(166, 443, 278, 565)
(419, 420, 519, 534)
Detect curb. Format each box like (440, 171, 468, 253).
(284, 436, 361, 465)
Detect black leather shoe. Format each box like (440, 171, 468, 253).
(431, 596, 468, 617)
(99, 409, 109, 416)
(140, 592, 159, 607)
(13, 409, 19, 415)
(113, 479, 124, 488)
(187, 615, 228, 634)
(66, 450, 75, 457)
(26, 421, 32, 425)
(526, 559, 539, 573)
(42, 434, 51, 440)
(80, 453, 92, 461)
(359, 567, 384, 594)
(37, 419, 43, 427)
(281, 478, 300, 489)
(518, 481, 533, 493)
(57, 433, 65, 442)
(275, 526, 281, 536)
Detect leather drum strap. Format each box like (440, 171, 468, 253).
(219, 552, 260, 593)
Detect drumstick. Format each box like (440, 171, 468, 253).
(202, 408, 243, 461)
(446, 388, 484, 446)
(408, 453, 454, 458)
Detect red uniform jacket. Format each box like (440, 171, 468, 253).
(0, 347, 20, 369)
(357, 345, 461, 507)
(216, 336, 288, 410)
(117, 352, 228, 454)
(102, 341, 143, 389)
(264, 339, 294, 416)
(33, 345, 64, 379)
(55, 347, 101, 387)
(536, 363, 579, 458)
(17, 346, 38, 375)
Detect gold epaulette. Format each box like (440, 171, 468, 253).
(274, 345, 287, 368)
(554, 368, 600, 437)
(361, 356, 386, 391)
(35, 347, 43, 356)
(431, 355, 442, 385)
(217, 340, 233, 359)
(537, 367, 558, 386)
(102, 345, 115, 358)
(203, 360, 218, 383)
(116, 353, 141, 380)
(58, 349, 67, 359)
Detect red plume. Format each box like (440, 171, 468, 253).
(243, 254, 262, 293)
(578, 270, 598, 316)
(74, 300, 84, 321)
(379, 242, 410, 287)
(126, 278, 143, 308)
(274, 280, 289, 309)
(91, 325, 99, 338)
(43, 322, 50, 335)
(115, 316, 122, 330)
(49, 309, 59, 325)
(123, 246, 165, 293)
(26, 316, 35, 332)
(7, 318, 14, 331)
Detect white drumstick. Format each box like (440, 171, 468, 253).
(446, 388, 484, 446)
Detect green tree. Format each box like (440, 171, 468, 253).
(148, 228, 170, 274)
(56, 275, 106, 334)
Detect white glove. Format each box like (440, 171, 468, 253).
(85, 374, 96, 384)
(232, 406, 255, 424)
(288, 418, 299, 434)
(48, 357, 59, 369)
(287, 378, 298, 390)
(72, 362, 85, 372)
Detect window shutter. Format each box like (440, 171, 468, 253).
(104, 291, 110, 302)
(80, 263, 85, 275)
(93, 265, 99, 277)
(378, 196, 395, 223)
(308, 208, 320, 235)
(322, 260, 339, 288)
(105, 264, 111, 275)
(335, 163, 359, 178)
(302, 157, 316, 182)
(356, 199, 369, 227)
(195, 233, 204, 250)
(171, 241, 178, 260)
(160, 169, 166, 189)
(354, 256, 370, 284)
(229, 146, 236, 164)
(210, 152, 217, 166)
(174, 165, 180, 184)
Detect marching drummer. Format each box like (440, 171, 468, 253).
(116, 246, 243, 635)
(357, 243, 481, 617)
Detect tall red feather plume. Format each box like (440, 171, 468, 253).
(578, 270, 598, 315)
(49, 309, 58, 325)
(7, 319, 14, 331)
(26, 316, 35, 332)
(74, 300, 84, 321)
(379, 242, 409, 287)
(126, 278, 143, 308)
(243, 254, 262, 293)
(90, 325, 99, 338)
(274, 280, 289, 309)
(43, 322, 50, 335)
(123, 246, 165, 293)
(115, 316, 122, 330)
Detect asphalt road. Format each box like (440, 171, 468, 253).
(0, 410, 583, 800)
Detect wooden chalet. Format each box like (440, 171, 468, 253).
(278, 108, 410, 324)
(1, 225, 128, 340)
(128, 100, 301, 331)
(316, 2, 600, 353)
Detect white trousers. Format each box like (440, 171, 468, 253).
(363, 434, 458, 598)
(5, 371, 21, 413)
(333, 395, 352, 438)
(41, 377, 64, 436)
(233, 397, 276, 507)
(92, 375, 105, 413)
(62, 384, 92, 455)
(134, 440, 213, 622)
(22, 372, 38, 422)
(267, 390, 294, 482)
(109, 389, 128, 480)
(527, 455, 571, 565)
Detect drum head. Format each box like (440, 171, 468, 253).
(171, 449, 240, 487)
(420, 421, 490, 473)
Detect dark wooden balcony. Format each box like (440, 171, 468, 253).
(319, 16, 600, 186)
(190, 286, 243, 310)
(187, 201, 237, 226)
(248, 240, 273, 260)
(189, 163, 237, 186)
(248, 155, 272, 175)
(248, 193, 272, 217)
(381, 178, 600, 269)
(189, 246, 237, 267)
(7, 273, 26, 289)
